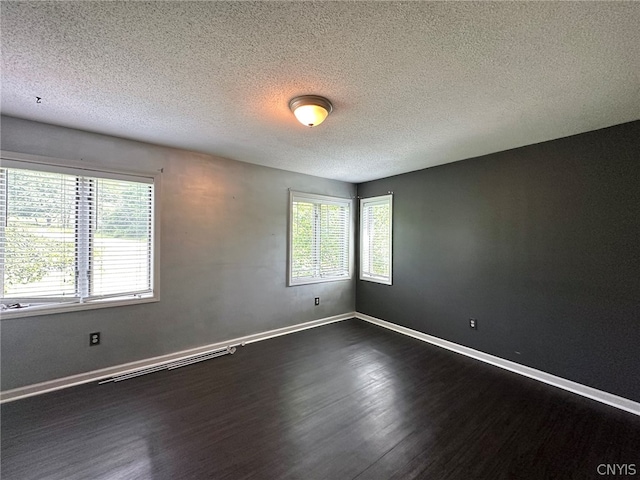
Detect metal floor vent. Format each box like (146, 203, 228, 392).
(99, 346, 237, 384)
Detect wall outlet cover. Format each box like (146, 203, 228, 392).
(89, 332, 101, 346)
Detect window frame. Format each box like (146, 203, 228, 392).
(359, 194, 393, 285)
(288, 191, 353, 286)
(0, 151, 161, 319)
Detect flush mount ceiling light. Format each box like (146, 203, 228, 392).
(289, 95, 333, 127)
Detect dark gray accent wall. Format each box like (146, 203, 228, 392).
(357, 121, 640, 402)
(0, 116, 356, 391)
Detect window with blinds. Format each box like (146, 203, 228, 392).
(0, 160, 156, 314)
(360, 194, 393, 285)
(289, 192, 351, 285)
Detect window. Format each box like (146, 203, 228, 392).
(289, 191, 351, 285)
(360, 194, 393, 285)
(0, 157, 157, 316)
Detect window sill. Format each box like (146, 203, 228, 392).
(0, 295, 159, 320)
(288, 276, 352, 287)
(359, 275, 392, 286)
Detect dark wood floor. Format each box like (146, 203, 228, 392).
(2, 319, 639, 479)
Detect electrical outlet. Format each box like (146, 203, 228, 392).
(469, 318, 477, 330)
(89, 332, 101, 346)
(314, 297, 320, 306)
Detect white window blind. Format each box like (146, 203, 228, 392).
(92, 177, 153, 298)
(1, 163, 155, 310)
(360, 194, 393, 285)
(289, 192, 351, 285)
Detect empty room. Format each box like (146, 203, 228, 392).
(1, 2, 639, 479)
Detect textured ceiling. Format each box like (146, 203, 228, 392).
(1, 1, 639, 183)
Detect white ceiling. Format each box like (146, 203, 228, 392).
(1, 1, 639, 183)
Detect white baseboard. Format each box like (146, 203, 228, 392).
(355, 312, 640, 417)
(0, 312, 355, 403)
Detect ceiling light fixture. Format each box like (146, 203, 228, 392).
(289, 95, 333, 127)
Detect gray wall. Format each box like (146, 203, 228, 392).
(357, 121, 640, 402)
(0, 116, 356, 390)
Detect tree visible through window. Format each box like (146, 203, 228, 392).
(0, 162, 155, 312)
(289, 192, 351, 285)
